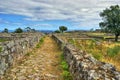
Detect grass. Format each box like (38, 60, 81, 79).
(67, 37, 120, 70)
(107, 46, 120, 57)
(0, 46, 2, 52)
(25, 52, 33, 56)
(36, 37, 44, 48)
(0, 38, 9, 42)
(60, 54, 73, 80)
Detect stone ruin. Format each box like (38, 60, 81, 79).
(52, 34, 120, 80)
(0, 33, 44, 75)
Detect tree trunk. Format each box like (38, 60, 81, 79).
(115, 34, 119, 42)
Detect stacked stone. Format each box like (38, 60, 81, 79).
(0, 33, 44, 75)
(53, 34, 120, 80)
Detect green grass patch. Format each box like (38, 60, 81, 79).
(107, 46, 120, 57)
(25, 52, 33, 56)
(36, 38, 44, 48)
(68, 39, 76, 45)
(0, 38, 8, 42)
(0, 46, 2, 52)
(92, 53, 103, 60)
(60, 54, 73, 80)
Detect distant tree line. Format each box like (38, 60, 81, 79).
(2, 27, 37, 33)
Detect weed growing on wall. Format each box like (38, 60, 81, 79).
(0, 46, 2, 52)
(0, 38, 8, 42)
(60, 54, 73, 80)
(36, 37, 44, 48)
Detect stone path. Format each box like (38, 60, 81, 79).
(1, 36, 63, 80)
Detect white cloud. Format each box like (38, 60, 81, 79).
(0, 0, 120, 29)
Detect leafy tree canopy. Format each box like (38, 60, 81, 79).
(59, 26, 67, 33)
(2, 28, 8, 33)
(14, 28, 23, 33)
(99, 5, 120, 41)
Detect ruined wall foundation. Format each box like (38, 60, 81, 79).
(0, 33, 44, 75)
(52, 34, 120, 80)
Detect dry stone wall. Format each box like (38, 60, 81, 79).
(0, 33, 44, 75)
(52, 34, 120, 80)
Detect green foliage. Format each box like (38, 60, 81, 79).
(54, 30, 60, 33)
(107, 46, 120, 57)
(2, 28, 8, 33)
(62, 71, 72, 80)
(25, 27, 36, 32)
(25, 27, 31, 32)
(0, 38, 8, 42)
(14, 28, 23, 33)
(68, 39, 76, 45)
(92, 53, 103, 60)
(61, 61, 69, 71)
(36, 38, 44, 48)
(59, 26, 67, 33)
(0, 47, 2, 52)
(99, 5, 120, 41)
(60, 54, 72, 80)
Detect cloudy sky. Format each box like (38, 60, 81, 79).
(0, 0, 120, 31)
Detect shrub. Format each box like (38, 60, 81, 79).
(54, 30, 60, 33)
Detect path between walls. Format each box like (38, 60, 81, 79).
(1, 36, 63, 80)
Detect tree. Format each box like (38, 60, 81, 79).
(14, 28, 23, 33)
(59, 26, 67, 33)
(99, 5, 120, 41)
(54, 30, 60, 33)
(25, 27, 31, 32)
(2, 28, 8, 33)
(31, 28, 36, 32)
(25, 27, 36, 32)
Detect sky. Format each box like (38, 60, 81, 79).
(0, 0, 120, 31)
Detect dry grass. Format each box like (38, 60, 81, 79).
(68, 38, 120, 71)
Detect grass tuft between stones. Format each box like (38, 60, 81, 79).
(36, 37, 44, 48)
(60, 53, 73, 80)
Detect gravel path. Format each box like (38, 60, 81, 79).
(1, 36, 63, 80)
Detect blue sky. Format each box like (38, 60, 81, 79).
(0, 0, 120, 31)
